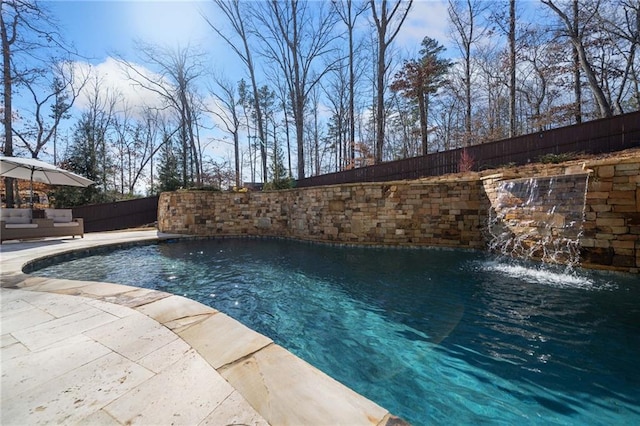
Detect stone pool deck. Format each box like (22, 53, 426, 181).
(1, 230, 404, 425)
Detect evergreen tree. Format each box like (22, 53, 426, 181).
(51, 112, 110, 207)
(265, 139, 292, 190)
(391, 37, 451, 155)
(157, 134, 182, 192)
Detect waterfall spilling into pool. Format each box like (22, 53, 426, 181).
(486, 172, 591, 267)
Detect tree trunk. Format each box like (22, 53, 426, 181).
(370, 0, 413, 163)
(348, 4, 356, 165)
(419, 92, 428, 155)
(572, 0, 582, 123)
(375, 32, 386, 163)
(1, 4, 15, 207)
(543, 0, 612, 119)
(509, 0, 516, 137)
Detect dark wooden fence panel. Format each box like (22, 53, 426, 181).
(72, 196, 159, 233)
(297, 110, 640, 188)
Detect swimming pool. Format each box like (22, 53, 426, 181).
(32, 238, 640, 425)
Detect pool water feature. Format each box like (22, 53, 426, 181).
(487, 173, 590, 267)
(32, 239, 640, 425)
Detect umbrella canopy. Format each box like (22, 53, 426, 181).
(0, 156, 94, 187)
(1, 156, 94, 208)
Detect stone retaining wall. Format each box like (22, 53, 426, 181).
(158, 177, 488, 249)
(581, 160, 640, 271)
(158, 152, 639, 273)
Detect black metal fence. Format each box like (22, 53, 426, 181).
(297, 110, 640, 188)
(72, 196, 159, 233)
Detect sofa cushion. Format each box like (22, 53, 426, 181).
(52, 222, 79, 228)
(0, 208, 32, 224)
(5, 223, 38, 229)
(44, 209, 73, 223)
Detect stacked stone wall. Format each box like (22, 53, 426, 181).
(581, 159, 640, 271)
(158, 178, 489, 249)
(158, 151, 639, 273)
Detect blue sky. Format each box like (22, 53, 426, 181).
(34, 0, 454, 164)
(45, 0, 451, 69)
(46, 0, 215, 61)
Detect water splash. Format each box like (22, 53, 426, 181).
(480, 260, 617, 291)
(487, 173, 590, 268)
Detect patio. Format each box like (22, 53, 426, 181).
(0, 230, 402, 425)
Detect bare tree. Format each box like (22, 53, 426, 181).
(271, 75, 293, 176)
(322, 59, 350, 170)
(204, 0, 268, 183)
(508, 0, 516, 136)
(117, 43, 205, 187)
(111, 101, 151, 196)
(333, 0, 369, 165)
(1, 0, 73, 206)
(596, 0, 639, 114)
(369, 0, 413, 163)
(474, 43, 509, 141)
(62, 73, 118, 196)
(13, 60, 88, 158)
(129, 107, 164, 195)
(542, 0, 613, 118)
(448, 0, 490, 146)
(209, 75, 242, 188)
(489, 0, 518, 136)
(252, 0, 340, 179)
(517, 26, 564, 131)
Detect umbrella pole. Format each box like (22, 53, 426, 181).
(30, 167, 34, 209)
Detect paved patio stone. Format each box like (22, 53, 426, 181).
(199, 390, 269, 426)
(1, 230, 403, 425)
(2, 351, 154, 425)
(11, 305, 118, 351)
(136, 337, 191, 374)
(103, 349, 236, 425)
(177, 312, 273, 369)
(1, 300, 56, 334)
(220, 343, 389, 426)
(163, 312, 214, 333)
(136, 294, 216, 324)
(84, 311, 179, 361)
(101, 288, 171, 308)
(2, 333, 111, 396)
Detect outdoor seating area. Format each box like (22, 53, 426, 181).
(0, 208, 84, 243)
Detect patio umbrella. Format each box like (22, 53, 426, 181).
(0, 156, 94, 207)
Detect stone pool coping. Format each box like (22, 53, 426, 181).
(0, 230, 405, 425)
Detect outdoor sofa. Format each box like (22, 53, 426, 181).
(0, 208, 84, 243)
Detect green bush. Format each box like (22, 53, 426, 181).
(538, 152, 580, 164)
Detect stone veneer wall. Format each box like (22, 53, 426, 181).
(158, 153, 639, 273)
(158, 177, 489, 249)
(581, 159, 640, 271)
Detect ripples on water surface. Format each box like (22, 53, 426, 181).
(33, 239, 640, 425)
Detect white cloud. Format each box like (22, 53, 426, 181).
(70, 57, 170, 118)
(398, 0, 451, 55)
(123, 0, 213, 50)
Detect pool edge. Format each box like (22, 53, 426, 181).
(0, 230, 409, 426)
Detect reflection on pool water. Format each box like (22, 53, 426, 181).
(32, 239, 640, 425)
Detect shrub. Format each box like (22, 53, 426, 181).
(538, 152, 580, 164)
(458, 148, 475, 172)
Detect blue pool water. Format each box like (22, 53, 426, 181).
(32, 239, 640, 425)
